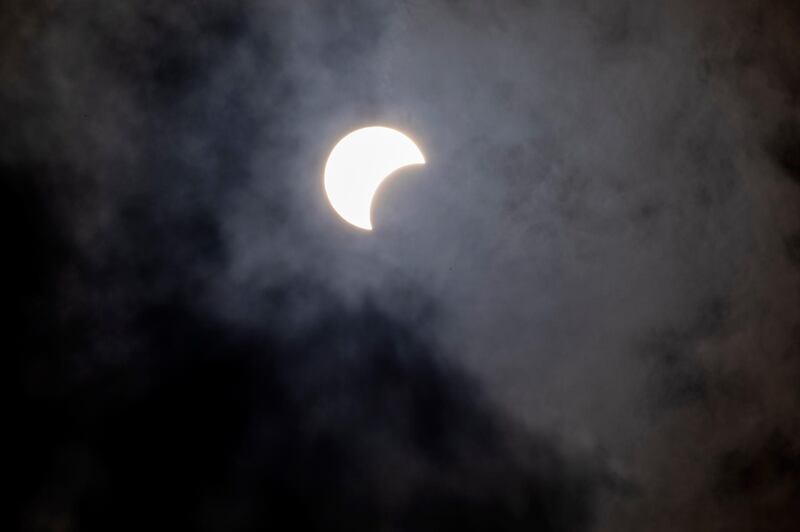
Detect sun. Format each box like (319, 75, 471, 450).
(324, 126, 426, 231)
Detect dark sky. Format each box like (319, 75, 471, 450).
(3, 1, 800, 531)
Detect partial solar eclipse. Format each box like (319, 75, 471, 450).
(324, 126, 426, 231)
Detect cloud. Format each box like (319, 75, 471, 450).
(2, 1, 800, 531)
(2, 4, 605, 531)
(2, 162, 602, 531)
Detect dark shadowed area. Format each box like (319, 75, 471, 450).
(2, 1, 799, 531)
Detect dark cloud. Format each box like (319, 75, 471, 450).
(768, 119, 800, 186)
(714, 429, 800, 531)
(640, 296, 728, 410)
(3, 161, 600, 531)
(3, 1, 800, 531)
(786, 230, 800, 264)
(3, 4, 603, 531)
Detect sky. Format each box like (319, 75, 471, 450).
(3, 1, 800, 531)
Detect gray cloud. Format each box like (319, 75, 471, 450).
(2, 0, 799, 531)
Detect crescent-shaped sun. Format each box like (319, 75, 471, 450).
(324, 126, 426, 231)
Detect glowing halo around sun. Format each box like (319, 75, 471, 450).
(324, 126, 426, 231)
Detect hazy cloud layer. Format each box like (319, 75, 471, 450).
(3, 1, 799, 531)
